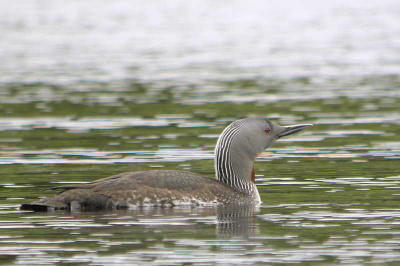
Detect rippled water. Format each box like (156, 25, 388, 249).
(1, 0, 400, 265)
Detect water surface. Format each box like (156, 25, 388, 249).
(1, 0, 400, 264)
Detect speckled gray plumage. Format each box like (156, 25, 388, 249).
(21, 170, 252, 211)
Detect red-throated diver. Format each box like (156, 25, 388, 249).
(20, 117, 312, 211)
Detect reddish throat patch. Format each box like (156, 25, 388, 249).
(251, 165, 256, 183)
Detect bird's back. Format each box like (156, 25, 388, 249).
(21, 170, 250, 211)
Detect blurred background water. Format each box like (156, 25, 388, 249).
(1, 0, 400, 265)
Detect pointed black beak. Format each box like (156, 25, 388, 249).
(276, 124, 313, 138)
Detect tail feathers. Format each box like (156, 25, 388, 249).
(20, 190, 114, 212)
(20, 203, 52, 212)
(20, 197, 68, 212)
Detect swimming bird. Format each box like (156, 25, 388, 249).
(20, 117, 312, 211)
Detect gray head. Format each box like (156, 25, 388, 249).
(226, 117, 312, 158)
(214, 117, 312, 200)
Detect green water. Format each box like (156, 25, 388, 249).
(2, 0, 400, 264)
(0, 76, 399, 265)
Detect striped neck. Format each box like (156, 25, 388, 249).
(214, 120, 261, 202)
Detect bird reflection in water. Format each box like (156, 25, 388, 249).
(46, 204, 259, 239)
(216, 203, 259, 238)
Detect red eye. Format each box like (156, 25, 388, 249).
(264, 129, 271, 134)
